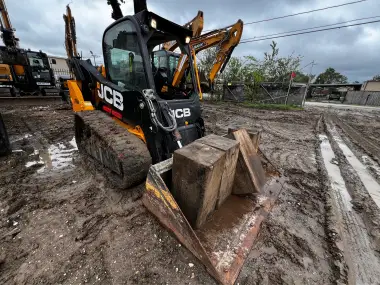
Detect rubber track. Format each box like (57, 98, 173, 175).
(75, 110, 152, 189)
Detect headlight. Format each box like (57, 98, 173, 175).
(185, 36, 191, 44)
(150, 18, 157, 29)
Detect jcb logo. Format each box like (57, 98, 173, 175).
(173, 108, 191, 118)
(97, 84, 124, 111)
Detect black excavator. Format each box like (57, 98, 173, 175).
(65, 2, 205, 188)
(0, 0, 58, 97)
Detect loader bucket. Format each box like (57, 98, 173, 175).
(143, 131, 286, 285)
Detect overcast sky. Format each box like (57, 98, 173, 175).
(6, 0, 380, 82)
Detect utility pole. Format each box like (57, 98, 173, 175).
(285, 71, 296, 105)
(302, 61, 317, 106)
(309, 61, 317, 80)
(90, 51, 100, 67)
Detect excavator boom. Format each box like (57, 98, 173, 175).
(172, 20, 243, 90)
(195, 20, 243, 85)
(63, 5, 78, 59)
(0, 0, 19, 48)
(163, 11, 204, 51)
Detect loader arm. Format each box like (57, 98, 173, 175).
(163, 11, 204, 51)
(172, 20, 243, 89)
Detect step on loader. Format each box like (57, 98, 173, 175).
(65, 3, 286, 284)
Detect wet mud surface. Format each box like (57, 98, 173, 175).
(1, 102, 380, 284)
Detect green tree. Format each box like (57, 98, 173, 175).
(197, 41, 306, 100)
(293, 72, 313, 83)
(372, 75, 380, 81)
(197, 48, 218, 76)
(261, 41, 302, 82)
(222, 56, 264, 101)
(315, 68, 348, 84)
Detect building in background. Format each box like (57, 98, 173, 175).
(48, 55, 70, 81)
(361, 80, 380, 92)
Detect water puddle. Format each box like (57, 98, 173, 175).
(10, 134, 32, 144)
(361, 155, 380, 178)
(25, 137, 78, 173)
(320, 130, 380, 283)
(326, 124, 380, 209)
(319, 134, 352, 211)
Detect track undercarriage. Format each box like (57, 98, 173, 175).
(74, 111, 152, 188)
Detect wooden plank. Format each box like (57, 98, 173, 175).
(197, 134, 240, 208)
(228, 127, 261, 152)
(172, 141, 225, 229)
(230, 129, 266, 194)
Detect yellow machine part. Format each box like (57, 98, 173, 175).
(0, 64, 12, 81)
(67, 80, 94, 112)
(191, 49, 202, 100)
(172, 20, 243, 92)
(13, 65, 25, 76)
(113, 118, 146, 143)
(97, 64, 106, 78)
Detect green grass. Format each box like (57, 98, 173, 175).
(240, 102, 303, 111)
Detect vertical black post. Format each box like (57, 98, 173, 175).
(108, 0, 123, 20)
(134, 0, 147, 14)
(0, 113, 11, 156)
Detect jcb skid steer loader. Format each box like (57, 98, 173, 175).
(66, 5, 286, 285)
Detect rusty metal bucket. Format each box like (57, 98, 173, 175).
(143, 132, 286, 285)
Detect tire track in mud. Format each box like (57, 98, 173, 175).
(332, 115, 380, 163)
(266, 145, 317, 173)
(202, 103, 311, 125)
(204, 105, 317, 174)
(318, 115, 380, 284)
(203, 103, 335, 284)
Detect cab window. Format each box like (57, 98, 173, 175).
(104, 20, 147, 90)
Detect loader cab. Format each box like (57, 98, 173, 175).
(102, 11, 199, 100)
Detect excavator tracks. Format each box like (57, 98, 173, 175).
(74, 110, 152, 189)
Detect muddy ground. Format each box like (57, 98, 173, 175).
(1, 102, 380, 285)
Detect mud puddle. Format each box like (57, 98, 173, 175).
(25, 136, 78, 173)
(319, 134, 352, 211)
(361, 155, 380, 180)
